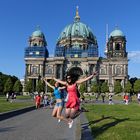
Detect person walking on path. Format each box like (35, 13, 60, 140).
(53, 71, 97, 128)
(137, 91, 140, 104)
(43, 94, 48, 108)
(124, 94, 129, 105)
(43, 79, 72, 127)
(6, 92, 9, 102)
(108, 93, 113, 105)
(35, 93, 42, 109)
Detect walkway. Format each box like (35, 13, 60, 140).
(0, 108, 81, 140)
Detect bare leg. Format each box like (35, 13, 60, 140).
(65, 108, 71, 118)
(56, 107, 69, 123)
(69, 108, 79, 119)
(52, 106, 58, 117)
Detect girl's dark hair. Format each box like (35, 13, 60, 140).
(66, 73, 79, 84)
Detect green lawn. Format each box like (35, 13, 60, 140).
(84, 104, 140, 140)
(0, 96, 34, 113)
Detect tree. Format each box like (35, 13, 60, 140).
(79, 83, 86, 94)
(36, 80, 45, 93)
(79, 83, 86, 98)
(13, 80, 23, 93)
(101, 82, 109, 93)
(0, 72, 19, 94)
(91, 82, 100, 93)
(114, 81, 122, 94)
(11, 76, 18, 84)
(4, 77, 13, 94)
(134, 80, 140, 93)
(0, 77, 3, 94)
(123, 81, 132, 93)
(24, 80, 33, 93)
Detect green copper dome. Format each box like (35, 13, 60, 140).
(57, 7, 96, 43)
(58, 22, 95, 40)
(32, 29, 44, 37)
(109, 29, 124, 37)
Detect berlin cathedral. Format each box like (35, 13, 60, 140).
(24, 7, 128, 92)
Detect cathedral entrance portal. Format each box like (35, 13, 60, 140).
(67, 67, 83, 77)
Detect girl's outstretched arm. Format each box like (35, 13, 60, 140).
(43, 79, 54, 89)
(59, 86, 66, 90)
(53, 77, 67, 85)
(76, 71, 98, 84)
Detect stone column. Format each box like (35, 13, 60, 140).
(54, 65, 57, 77)
(60, 65, 63, 79)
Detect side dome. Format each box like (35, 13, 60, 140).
(109, 29, 124, 37)
(32, 29, 44, 37)
(29, 27, 47, 47)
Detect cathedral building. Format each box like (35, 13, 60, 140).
(24, 7, 128, 92)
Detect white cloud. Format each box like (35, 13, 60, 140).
(128, 51, 140, 63)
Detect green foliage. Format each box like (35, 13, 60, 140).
(100, 82, 109, 93)
(0, 78, 3, 93)
(4, 77, 13, 93)
(134, 79, 140, 93)
(91, 82, 100, 93)
(124, 81, 132, 93)
(13, 80, 23, 93)
(79, 83, 86, 94)
(0, 72, 19, 94)
(36, 80, 45, 93)
(24, 80, 33, 93)
(114, 81, 122, 94)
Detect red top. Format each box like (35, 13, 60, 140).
(124, 95, 129, 100)
(35, 95, 41, 103)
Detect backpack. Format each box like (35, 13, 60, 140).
(76, 84, 80, 98)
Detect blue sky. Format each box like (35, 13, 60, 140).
(0, 0, 140, 79)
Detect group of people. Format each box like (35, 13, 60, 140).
(35, 93, 55, 109)
(42, 71, 97, 128)
(6, 92, 16, 102)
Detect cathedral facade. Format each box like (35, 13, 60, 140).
(24, 8, 128, 92)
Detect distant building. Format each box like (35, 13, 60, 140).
(24, 7, 128, 92)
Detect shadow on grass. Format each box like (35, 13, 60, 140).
(82, 116, 129, 139)
(92, 117, 129, 138)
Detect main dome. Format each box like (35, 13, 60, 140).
(58, 22, 95, 41)
(55, 7, 98, 58)
(57, 7, 97, 45)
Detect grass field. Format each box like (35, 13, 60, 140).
(84, 103, 140, 140)
(0, 96, 34, 113)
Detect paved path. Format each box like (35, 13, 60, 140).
(0, 108, 80, 140)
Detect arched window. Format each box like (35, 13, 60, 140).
(100, 68, 106, 75)
(115, 43, 121, 50)
(116, 67, 121, 75)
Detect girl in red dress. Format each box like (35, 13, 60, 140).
(53, 71, 97, 128)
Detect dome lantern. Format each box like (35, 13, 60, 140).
(74, 6, 80, 22)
